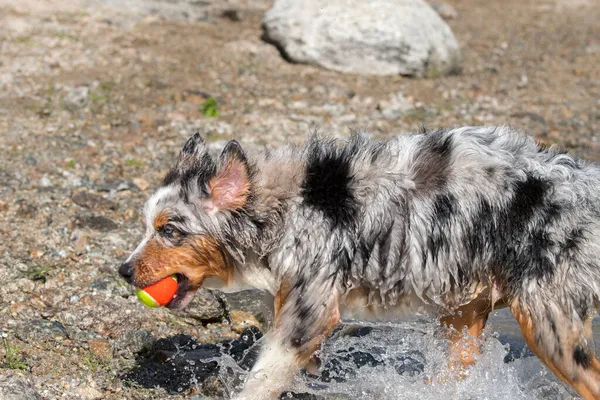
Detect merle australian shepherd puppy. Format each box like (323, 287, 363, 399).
(119, 126, 600, 399)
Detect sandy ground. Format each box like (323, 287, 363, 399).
(0, 0, 598, 398)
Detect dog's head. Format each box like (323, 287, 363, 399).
(119, 133, 251, 309)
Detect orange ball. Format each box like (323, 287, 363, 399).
(136, 275, 178, 307)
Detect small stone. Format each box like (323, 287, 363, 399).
(88, 338, 112, 361)
(172, 289, 225, 322)
(201, 375, 226, 397)
(517, 74, 529, 89)
(63, 86, 89, 111)
(378, 92, 414, 120)
(132, 177, 150, 191)
(15, 319, 68, 344)
(0, 200, 8, 212)
(221, 9, 242, 22)
(72, 191, 118, 211)
(0, 372, 42, 400)
(74, 214, 118, 232)
(74, 385, 103, 400)
(39, 175, 53, 188)
(16, 202, 36, 219)
(229, 310, 261, 334)
(114, 330, 154, 357)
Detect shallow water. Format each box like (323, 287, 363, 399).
(201, 293, 600, 399)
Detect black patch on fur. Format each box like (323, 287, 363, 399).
(508, 175, 548, 220)
(464, 173, 565, 291)
(573, 345, 590, 368)
(301, 139, 358, 229)
(428, 193, 456, 264)
(413, 129, 453, 191)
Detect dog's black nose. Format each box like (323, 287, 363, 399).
(119, 261, 134, 283)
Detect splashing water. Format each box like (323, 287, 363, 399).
(206, 312, 579, 400)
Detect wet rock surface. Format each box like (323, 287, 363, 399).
(0, 0, 598, 398)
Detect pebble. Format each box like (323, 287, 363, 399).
(73, 214, 118, 232)
(87, 338, 113, 361)
(39, 176, 53, 188)
(114, 330, 154, 357)
(229, 310, 261, 334)
(15, 319, 69, 344)
(132, 177, 150, 191)
(63, 86, 89, 111)
(172, 289, 225, 323)
(73, 385, 103, 400)
(72, 191, 118, 211)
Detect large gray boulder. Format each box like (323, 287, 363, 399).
(263, 0, 461, 77)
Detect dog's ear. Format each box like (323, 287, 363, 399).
(176, 133, 210, 169)
(206, 140, 251, 212)
(163, 133, 216, 185)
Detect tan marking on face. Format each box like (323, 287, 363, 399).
(153, 211, 169, 231)
(133, 235, 232, 289)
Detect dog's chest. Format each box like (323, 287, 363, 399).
(339, 288, 436, 323)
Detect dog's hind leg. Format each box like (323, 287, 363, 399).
(511, 298, 600, 400)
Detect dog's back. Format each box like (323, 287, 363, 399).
(265, 126, 600, 309)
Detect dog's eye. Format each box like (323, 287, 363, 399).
(160, 224, 176, 237)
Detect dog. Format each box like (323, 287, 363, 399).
(119, 126, 600, 400)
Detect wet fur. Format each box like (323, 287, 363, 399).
(121, 126, 600, 399)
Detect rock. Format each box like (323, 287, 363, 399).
(378, 92, 414, 120)
(122, 328, 263, 393)
(15, 319, 68, 344)
(15, 202, 36, 219)
(221, 9, 242, 22)
(223, 289, 272, 324)
(263, 0, 461, 77)
(39, 175, 53, 188)
(114, 330, 154, 356)
(429, 1, 458, 19)
(63, 86, 89, 111)
(88, 338, 112, 361)
(74, 213, 118, 232)
(172, 289, 225, 323)
(89, 276, 130, 297)
(229, 310, 261, 334)
(200, 375, 226, 397)
(73, 384, 103, 400)
(0, 372, 41, 400)
(132, 177, 150, 191)
(71, 191, 118, 211)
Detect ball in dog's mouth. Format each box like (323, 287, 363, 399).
(136, 274, 196, 309)
(165, 274, 197, 309)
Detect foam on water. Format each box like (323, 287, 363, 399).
(209, 318, 578, 400)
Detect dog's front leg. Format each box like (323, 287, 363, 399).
(233, 279, 340, 400)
